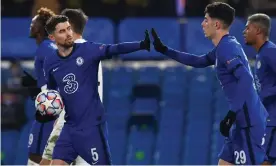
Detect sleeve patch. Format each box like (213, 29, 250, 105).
(226, 57, 239, 65)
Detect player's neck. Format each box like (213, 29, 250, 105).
(253, 37, 269, 52)
(36, 36, 45, 45)
(73, 33, 82, 40)
(57, 45, 74, 57)
(212, 31, 229, 46)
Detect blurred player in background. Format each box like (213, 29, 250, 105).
(40, 8, 103, 165)
(151, 2, 268, 165)
(23, 7, 57, 165)
(43, 15, 150, 165)
(243, 13, 276, 165)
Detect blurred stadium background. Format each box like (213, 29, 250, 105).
(1, 0, 276, 165)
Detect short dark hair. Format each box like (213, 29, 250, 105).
(204, 2, 235, 28)
(36, 7, 55, 36)
(60, 9, 88, 35)
(248, 13, 271, 37)
(45, 15, 69, 34)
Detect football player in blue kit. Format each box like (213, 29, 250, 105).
(243, 13, 276, 165)
(23, 7, 57, 165)
(150, 2, 268, 165)
(40, 8, 103, 166)
(43, 15, 150, 165)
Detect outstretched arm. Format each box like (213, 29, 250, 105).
(96, 30, 150, 59)
(151, 28, 215, 68)
(105, 42, 143, 57)
(164, 48, 216, 68)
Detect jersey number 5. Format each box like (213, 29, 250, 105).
(91, 148, 99, 163)
(62, 73, 79, 94)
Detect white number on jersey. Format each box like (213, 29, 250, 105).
(234, 150, 246, 164)
(91, 148, 99, 164)
(62, 73, 79, 94)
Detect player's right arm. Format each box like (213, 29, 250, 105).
(42, 56, 57, 90)
(22, 44, 56, 100)
(34, 56, 57, 123)
(34, 50, 45, 88)
(151, 28, 215, 67)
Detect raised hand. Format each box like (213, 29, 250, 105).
(151, 28, 168, 53)
(140, 30, 150, 51)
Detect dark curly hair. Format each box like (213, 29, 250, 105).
(36, 7, 56, 36)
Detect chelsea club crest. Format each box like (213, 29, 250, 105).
(76, 57, 84, 66)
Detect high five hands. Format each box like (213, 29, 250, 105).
(140, 28, 168, 53)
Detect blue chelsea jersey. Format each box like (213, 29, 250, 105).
(254, 41, 276, 125)
(214, 35, 268, 127)
(43, 42, 110, 128)
(254, 41, 276, 99)
(163, 35, 268, 128)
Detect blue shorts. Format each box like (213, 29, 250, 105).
(218, 125, 267, 165)
(264, 126, 276, 164)
(52, 123, 112, 165)
(28, 120, 55, 155)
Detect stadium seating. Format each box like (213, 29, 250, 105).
(83, 18, 115, 44)
(2, 19, 37, 58)
(1, 69, 10, 85)
(126, 127, 155, 165)
(107, 116, 128, 164)
(1, 130, 20, 164)
(2, 17, 276, 60)
(118, 18, 181, 60)
(154, 122, 183, 164)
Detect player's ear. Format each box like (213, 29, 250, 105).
(215, 21, 220, 30)
(255, 26, 262, 35)
(48, 34, 55, 41)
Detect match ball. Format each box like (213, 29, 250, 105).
(35, 90, 64, 116)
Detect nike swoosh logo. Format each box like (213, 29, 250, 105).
(91, 161, 98, 165)
(53, 68, 59, 72)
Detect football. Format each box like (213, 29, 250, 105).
(35, 89, 64, 116)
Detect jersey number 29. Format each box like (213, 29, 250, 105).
(234, 150, 246, 164)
